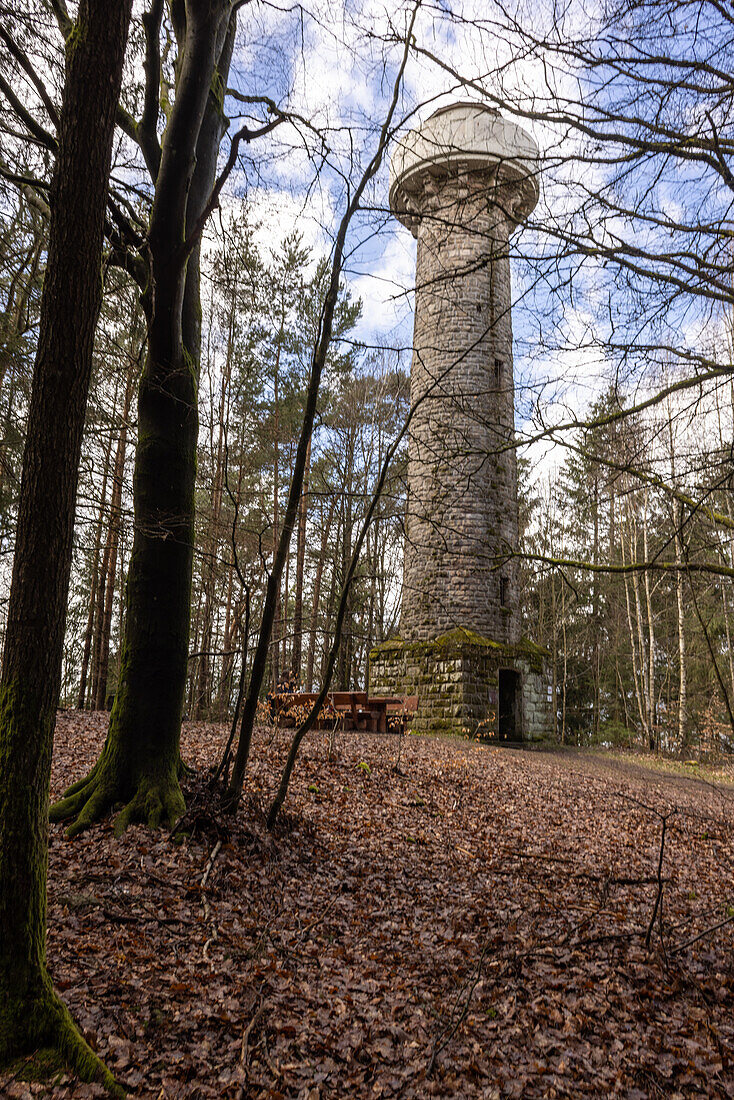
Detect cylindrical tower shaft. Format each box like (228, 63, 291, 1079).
(390, 103, 538, 645)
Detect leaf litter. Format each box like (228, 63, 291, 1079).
(3, 712, 734, 1098)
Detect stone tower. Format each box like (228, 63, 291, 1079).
(370, 102, 551, 740)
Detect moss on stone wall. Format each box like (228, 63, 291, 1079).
(369, 628, 552, 739)
(370, 628, 549, 675)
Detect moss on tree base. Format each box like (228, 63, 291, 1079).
(50, 742, 184, 837)
(0, 978, 124, 1097)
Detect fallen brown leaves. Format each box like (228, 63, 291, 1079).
(4, 714, 734, 1098)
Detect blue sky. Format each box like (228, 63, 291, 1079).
(207, 0, 733, 477)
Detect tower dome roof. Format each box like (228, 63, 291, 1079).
(389, 101, 539, 227)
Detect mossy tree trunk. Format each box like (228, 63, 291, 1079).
(51, 1, 236, 837)
(0, 0, 131, 1088)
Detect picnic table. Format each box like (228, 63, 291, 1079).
(272, 691, 417, 733)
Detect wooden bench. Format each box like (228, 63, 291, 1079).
(272, 691, 367, 730)
(272, 691, 418, 733)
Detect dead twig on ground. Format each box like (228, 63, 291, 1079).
(673, 912, 734, 954)
(201, 839, 222, 967)
(646, 810, 676, 951)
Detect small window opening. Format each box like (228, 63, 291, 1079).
(494, 358, 503, 382)
(500, 575, 508, 607)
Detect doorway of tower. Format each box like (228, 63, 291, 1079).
(498, 669, 521, 742)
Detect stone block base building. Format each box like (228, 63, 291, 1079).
(369, 102, 552, 741)
(370, 629, 550, 741)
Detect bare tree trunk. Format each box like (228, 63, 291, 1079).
(723, 495, 734, 702)
(216, 572, 235, 716)
(281, 442, 294, 676)
(271, 339, 281, 691)
(365, 521, 376, 686)
(291, 436, 311, 683)
(306, 493, 335, 690)
(0, 0, 131, 1082)
(641, 490, 656, 749)
(95, 349, 137, 709)
(561, 574, 567, 744)
(592, 475, 600, 739)
(322, 522, 340, 686)
(551, 563, 558, 740)
(77, 435, 113, 709)
(669, 496, 687, 754)
(89, 371, 127, 709)
(216, 419, 247, 714)
(195, 313, 233, 717)
(622, 503, 649, 745)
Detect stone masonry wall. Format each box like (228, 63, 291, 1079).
(522, 664, 554, 743)
(370, 628, 551, 740)
(400, 169, 521, 645)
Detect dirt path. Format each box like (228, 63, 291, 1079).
(501, 742, 734, 816)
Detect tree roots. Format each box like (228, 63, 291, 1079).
(0, 980, 125, 1097)
(50, 754, 185, 838)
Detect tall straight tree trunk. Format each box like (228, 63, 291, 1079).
(365, 522, 376, 685)
(195, 586, 214, 716)
(674, 519, 687, 747)
(321, 540, 339, 686)
(270, 333, 283, 690)
(187, 582, 205, 715)
(95, 350, 137, 709)
(291, 436, 311, 683)
(89, 371, 123, 708)
(592, 476, 600, 740)
(194, 351, 219, 719)
(609, 475, 621, 724)
(560, 571, 567, 744)
(281, 442, 294, 676)
(723, 495, 734, 702)
(77, 440, 113, 709)
(216, 421, 247, 715)
(216, 572, 235, 716)
(621, 503, 649, 745)
(196, 316, 232, 716)
(307, 494, 335, 690)
(52, 1, 236, 836)
(217, 593, 243, 715)
(0, 0, 131, 1084)
(338, 441, 355, 688)
(667, 414, 688, 752)
(641, 491, 656, 749)
(630, 520, 650, 735)
(551, 562, 558, 740)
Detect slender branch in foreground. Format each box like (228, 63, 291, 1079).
(0, 25, 60, 128)
(225, 0, 423, 810)
(517, 550, 734, 580)
(182, 116, 285, 259)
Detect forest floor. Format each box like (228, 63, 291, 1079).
(3, 714, 734, 1100)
